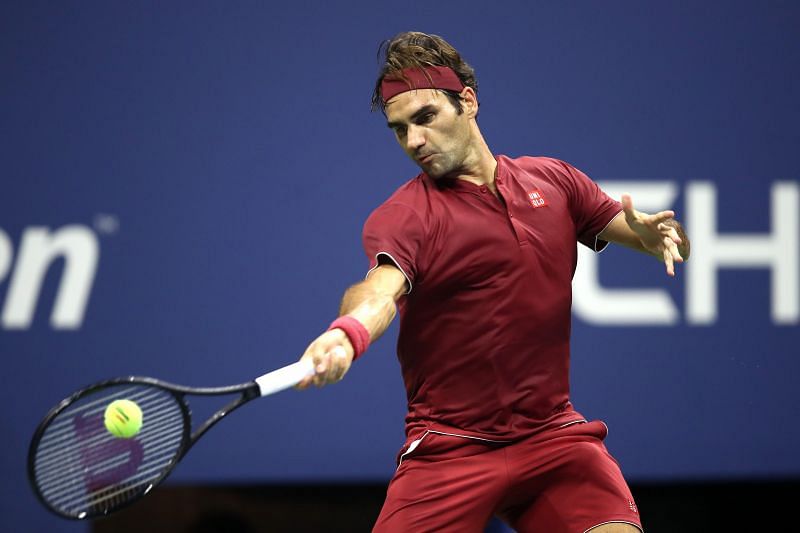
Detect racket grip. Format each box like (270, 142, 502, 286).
(255, 360, 315, 397)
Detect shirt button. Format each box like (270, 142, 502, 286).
(509, 213, 514, 217)
(480, 186, 487, 193)
(496, 177, 502, 183)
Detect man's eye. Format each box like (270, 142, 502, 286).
(418, 113, 435, 124)
(394, 127, 407, 137)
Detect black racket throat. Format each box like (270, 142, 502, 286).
(28, 376, 259, 520)
(187, 386, 259, 446)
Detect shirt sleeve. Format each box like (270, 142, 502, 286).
(362, 201, 425, 293)
(556, 160, 622, 252)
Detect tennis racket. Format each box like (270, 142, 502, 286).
(28, 359, 315, 520)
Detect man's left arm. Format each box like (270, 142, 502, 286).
(598, 194, 691, 277)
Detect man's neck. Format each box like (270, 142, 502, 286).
(448, 127, 497, 190)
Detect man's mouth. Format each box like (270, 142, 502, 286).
(418, 153, 435, 164)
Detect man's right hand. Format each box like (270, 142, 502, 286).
(296, 328, 355, 389)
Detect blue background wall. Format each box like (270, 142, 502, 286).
(2, 1, 798, 531)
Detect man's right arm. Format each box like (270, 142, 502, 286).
(296, 264, 407, 389)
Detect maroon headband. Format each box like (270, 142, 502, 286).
(380, 66, 465, 103)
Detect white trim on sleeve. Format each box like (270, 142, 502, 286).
(366, 251, 413, 294)
(592, 209, 624, 253)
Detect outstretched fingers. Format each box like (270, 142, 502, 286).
(662, 245, 675, 276)
(623, 195, 675, 229)
(658, 222, 682, 244)
(662, 233, 685, 275)
(620, 194, 686, 276)
(650, 209, 676, 226)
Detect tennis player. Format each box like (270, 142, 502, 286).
(297, 31, 689, 532)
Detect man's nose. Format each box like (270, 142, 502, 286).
(406, 125, 425, 151)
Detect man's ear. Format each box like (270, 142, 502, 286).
(460, 86, 479, 118)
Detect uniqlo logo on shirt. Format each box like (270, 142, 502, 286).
(527, 189, 548, 208)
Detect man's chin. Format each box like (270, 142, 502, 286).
(421, 163, 447, 179)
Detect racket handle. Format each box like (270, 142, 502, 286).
(255, 360, 315, 397)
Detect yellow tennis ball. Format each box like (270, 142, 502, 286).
(104, 399, 143, 438)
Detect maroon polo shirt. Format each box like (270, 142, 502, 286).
(362, 156, 622, 441)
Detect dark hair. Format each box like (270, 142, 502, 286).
(371, 31, 478, 113)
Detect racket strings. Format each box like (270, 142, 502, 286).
(31, 384, 187, 518)
(34, 390, 177, 473)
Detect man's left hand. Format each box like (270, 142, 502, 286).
(621, 193, 685, 276)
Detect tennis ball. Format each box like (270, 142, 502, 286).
(104, 399, 143, 438)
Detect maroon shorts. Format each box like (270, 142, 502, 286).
(373, 420, 642, 533)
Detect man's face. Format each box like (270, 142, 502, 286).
(384, 89, 472, 179)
